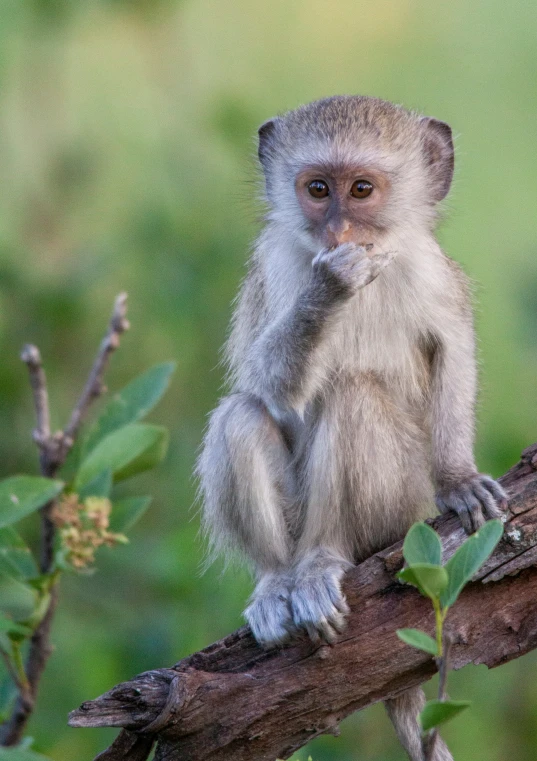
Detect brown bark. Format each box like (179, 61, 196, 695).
(69, 443, 537, 761)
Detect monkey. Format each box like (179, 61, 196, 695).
(196, 95, 507, 761)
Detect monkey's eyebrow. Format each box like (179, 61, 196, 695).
(295, 156, 393, 180)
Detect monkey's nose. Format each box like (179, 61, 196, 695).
(326, 219, 352, 245)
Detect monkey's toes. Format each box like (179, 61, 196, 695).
(435, 474, 508, 534)
(244, 586, 294, 648)
(290, 566, 350, 645)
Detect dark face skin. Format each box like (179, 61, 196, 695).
(295, 164, 391, 250)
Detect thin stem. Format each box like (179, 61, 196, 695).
(0, 649, 28, 703)
(437, 632, 452, 702)
(19, 346, 52, 477)
(10, 644, 31, 699)
(0, 293, 129, 747)
(433, 600, 444, 657)
(64, 292, 130, 445)
(424, 629, 452, 761)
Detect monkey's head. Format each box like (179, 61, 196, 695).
(257, 96, 454, 252)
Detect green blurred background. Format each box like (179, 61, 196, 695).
(0, 0, 536, 759)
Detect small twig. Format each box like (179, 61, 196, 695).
(64, 292, 130, 446)
(437, 633, 452, 701)
(19, 345, 52, 475)
(0, 293, 129, 747)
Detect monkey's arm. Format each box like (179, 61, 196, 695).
(241, 244, 395, 415)
(430, 294, 506, 531)
(430, 311, 477, 484)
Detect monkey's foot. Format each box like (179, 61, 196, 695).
(244, 572, 294, 647)
(435, 474, 508, 533)
(290, 548, 352, 645)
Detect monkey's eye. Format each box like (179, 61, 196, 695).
(350, 180, 373, 199)
(307, 180, 329, 199)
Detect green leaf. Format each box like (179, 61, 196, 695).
(82, 362, 176, 456)
(0, 529, 38, 579)
(0, 747, 54, 760)
(397, 564, 448, 601)
(110, 496, 152, 533)
(114, 428, 169, 481)
(0, 613, 31, 638)
(396, 628, 438, 655)
(440, 519, 504, 608)
(75, 424, 169, 489)
(403, 522, 442, 566)
(0, 477, 64, 529)
(20, 591, 51, 630)
(420, 699, 471, 731)
(0, 575, 39, 622)
(78, 469, 112, 501)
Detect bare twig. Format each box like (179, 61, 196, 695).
(64, 292, 130, 445)
(19, 345, 52, 474)
(0, 293, 129, 747)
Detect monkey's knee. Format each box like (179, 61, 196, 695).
(197, 392, 294, 568)
(220, 392, 286, 453)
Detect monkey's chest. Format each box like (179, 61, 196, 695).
(325, 299, 430, 401)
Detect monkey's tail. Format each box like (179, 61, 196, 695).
(384, 687, 453, 761)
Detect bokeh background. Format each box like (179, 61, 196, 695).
(0, 0, 536, 759)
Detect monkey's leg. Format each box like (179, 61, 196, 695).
(291, 373, 433, 643)
(385, 688, 454, 761)
(288, 383, 358, 644)
(197, 392, 297, 645)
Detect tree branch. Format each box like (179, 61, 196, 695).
(64, 292, 130, 446)
(69, 443, 537, 761)
(0, 293, 130, 747)
(19, 345, 51, 459)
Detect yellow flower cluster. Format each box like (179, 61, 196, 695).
(52, 494, 127, 569)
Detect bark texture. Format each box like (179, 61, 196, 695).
(69, 443, 537, 761)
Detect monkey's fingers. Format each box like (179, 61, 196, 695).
(436, 491, 476, 534)
(291, 586, 348, 646)
(244, 592, 294, 648)
(322, 573, 350, 616)
(436, 474, 508, 535)
(368, 251, 398, 277)
(373, 249, 398, 264)
(480, 476, 509, 511)
(472, 482, 503, 520)
(304, 618, 339, 645)
(350, 251, 397, 290)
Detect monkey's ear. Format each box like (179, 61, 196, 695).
(421, 117, 454, 201)
(257, 117, 280, 168)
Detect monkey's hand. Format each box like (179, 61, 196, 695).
(290, 548, 352, 645)
(435, 474, 508, 533)
(312, 243, 397, 297)
(244, 571, 294, 647)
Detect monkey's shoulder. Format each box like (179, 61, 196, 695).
(226, 256, 268, 372)
(437, 250, 474, 315)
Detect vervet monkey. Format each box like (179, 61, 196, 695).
(197, 95, 507, 761)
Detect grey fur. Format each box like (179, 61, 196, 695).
(385, 688, 454, 761)
(196, 95, 507, 761)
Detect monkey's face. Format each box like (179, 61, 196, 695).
(258, 96, 454, 255)
(294, 163, 392, 250)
